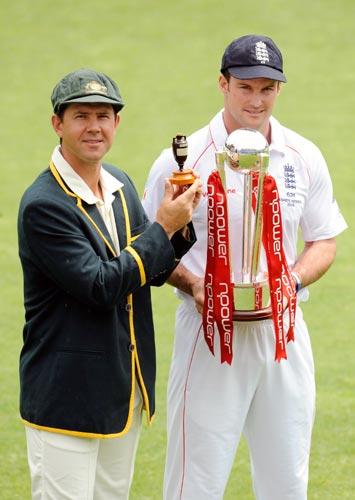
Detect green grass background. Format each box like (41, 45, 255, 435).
(1, 0, 354, 498)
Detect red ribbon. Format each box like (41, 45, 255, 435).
(262, 175, 296, 361)
(203, 170, 296, 364)
(203, 170, 234, 364)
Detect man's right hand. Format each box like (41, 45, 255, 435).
(167, 263, 205, 314)
(191, 277, 204, 314)
(156, 177, 202, 239)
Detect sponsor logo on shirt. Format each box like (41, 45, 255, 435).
(202, 188, 236, 198)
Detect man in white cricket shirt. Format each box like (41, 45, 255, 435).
(142, 34, 347, 499)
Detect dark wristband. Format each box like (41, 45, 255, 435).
(291, 271, 302, 293)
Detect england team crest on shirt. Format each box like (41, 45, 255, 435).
(281, 163, 299, 205)
(283, 164, 296, 190)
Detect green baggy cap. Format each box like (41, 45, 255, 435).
(51, 69, 124, 114)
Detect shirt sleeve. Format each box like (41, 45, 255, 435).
(300, 146, 347, 241)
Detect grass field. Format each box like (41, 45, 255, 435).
(1, 0, 354, 498)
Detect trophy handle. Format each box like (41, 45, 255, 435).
(170, 134, 195, 186)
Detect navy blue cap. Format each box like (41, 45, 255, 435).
(221, 35, 286, 82)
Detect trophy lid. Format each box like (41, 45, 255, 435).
(224, 128, 269, 173)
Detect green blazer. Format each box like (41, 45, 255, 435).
(18, 163, 195, 438)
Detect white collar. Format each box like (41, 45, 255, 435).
(51, 146, 123, 205)
(268, 116, 286, 155)
(209, 110, 229, 151)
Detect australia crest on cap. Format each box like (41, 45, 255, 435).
(85, 80, 108, 95)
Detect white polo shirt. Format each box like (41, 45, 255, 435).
(142, 111, 347, 303)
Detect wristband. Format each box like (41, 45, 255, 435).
(291, 271, 302, 293)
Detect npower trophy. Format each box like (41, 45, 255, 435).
(203, 128, 296, 365)
(223, 128, 271, 321)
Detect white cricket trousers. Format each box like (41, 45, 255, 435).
(164, 300, 315, 500)
(25, 403, 142, 500)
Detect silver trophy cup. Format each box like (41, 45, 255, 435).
(215, 128, 272, 321)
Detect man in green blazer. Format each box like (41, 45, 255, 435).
(18, 68, 201, 500)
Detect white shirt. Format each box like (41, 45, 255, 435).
(51, 146, 123, 255)
(142, 111, 347, 303)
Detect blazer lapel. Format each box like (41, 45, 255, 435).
(112, 191, 128, 248)
(83, 203, 117, 258)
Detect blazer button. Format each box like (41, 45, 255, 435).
(125, 304, 132, 311)
(128, 343, 135, 352)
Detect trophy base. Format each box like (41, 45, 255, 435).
(232, 280, 273, 322)
(232, 307, 272, 322)
(170, 169, 195, 186)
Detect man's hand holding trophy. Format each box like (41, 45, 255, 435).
(156, 135, 202, 239)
